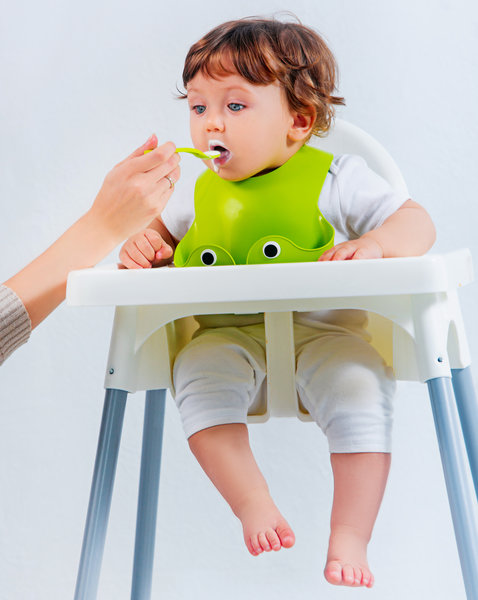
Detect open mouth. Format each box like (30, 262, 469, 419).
(209, 140, 232, 166)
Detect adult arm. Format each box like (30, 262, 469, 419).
(2, 135, 180, 332)
(0, 286, 31, 365)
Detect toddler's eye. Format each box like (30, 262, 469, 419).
(193, 105, 206, 115)
(228, 103, 245, 112)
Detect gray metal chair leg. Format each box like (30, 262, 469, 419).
(131, 389, 167, 600)
(74, 389, 128, 600)
(427, 377, 478, 599)
(451, 367, 478, 499)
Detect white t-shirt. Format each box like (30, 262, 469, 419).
(162, 154, 410, 245)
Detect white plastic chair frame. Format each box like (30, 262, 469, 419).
(67, 120, 478, 599)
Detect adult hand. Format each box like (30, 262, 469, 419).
(86, 134, 181, 246)
(3, 134, 181, 331)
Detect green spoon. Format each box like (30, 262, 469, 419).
(144, 147, 220, 159)
(175, 147, 221, 159)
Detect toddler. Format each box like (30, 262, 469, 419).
(120, 17, 436, 588)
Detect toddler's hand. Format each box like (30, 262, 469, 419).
(119, 228, 173, 269)
(319, 236, 384, 261)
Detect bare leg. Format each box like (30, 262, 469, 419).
(324, 452, 391, 588)
(189, 423, 295, 555)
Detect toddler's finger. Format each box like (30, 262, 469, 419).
(144, 229, 168, 252)
(318, 247, 336, 261)
(135, 234, 157, 263)
(120, 247, 146, 270)
(125, 243, 153, 268)
(154, 244, 173, 261)
(331, 245, 354, 261)
(118, 246, 132, 268)
(351, 248, 369, 260)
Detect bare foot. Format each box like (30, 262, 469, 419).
(234, 489, 295, 556)
(324, 525, 374, 588)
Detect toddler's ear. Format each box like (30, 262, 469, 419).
(288, 107, 316, 142)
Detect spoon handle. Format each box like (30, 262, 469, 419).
(175, 147, 219, 159)
(144, 147, 219, 159)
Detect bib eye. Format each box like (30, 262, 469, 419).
(262, 241, 281, 259)
(201, 249, 217, 266)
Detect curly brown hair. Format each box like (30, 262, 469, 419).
(180, 16, 345, 137)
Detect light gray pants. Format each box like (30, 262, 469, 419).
(173, 315, 395, 452)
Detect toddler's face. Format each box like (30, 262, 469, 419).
(186, 71, 299, 181)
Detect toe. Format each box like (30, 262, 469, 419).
(276, 523, 295, 548)
(258, 532, 272, 552)
(324, 560, 343, 585)
(353, 567, 362, 586)
(359, 567, 374, 588)
(266, 528, 281, 551)
(342, 564, 355, 586)
(246, 538, 259, 556)
(249, 536, 263, 556)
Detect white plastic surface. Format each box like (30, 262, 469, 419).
(67, 250, 472, 309)
(312, 119, 409, 196)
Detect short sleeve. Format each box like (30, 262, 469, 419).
(322, 155, 410, 242)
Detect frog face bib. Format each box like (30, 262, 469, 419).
(174, 145, 335, 267)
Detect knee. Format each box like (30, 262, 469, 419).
(299, 361, 395, 453)
(328, 362, 394, 409)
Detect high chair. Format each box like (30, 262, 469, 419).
(66, 119, 478, 600)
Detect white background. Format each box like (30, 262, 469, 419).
(1, 1, 478, 599)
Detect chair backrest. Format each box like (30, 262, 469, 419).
(313, 119, 409, 196)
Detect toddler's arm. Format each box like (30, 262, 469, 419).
(319, 199, 436, 261)
(119, 217, 178, 269)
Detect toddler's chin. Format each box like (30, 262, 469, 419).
(205, 163, 249, 182)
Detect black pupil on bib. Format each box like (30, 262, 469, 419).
(201, 251, 216, 265)
(264, 243, 279, 258)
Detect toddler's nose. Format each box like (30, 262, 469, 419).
(206, 111, 225, 133)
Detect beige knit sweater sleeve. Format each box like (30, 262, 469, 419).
(0, 285, 31, 365)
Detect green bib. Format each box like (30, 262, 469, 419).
(174, 145, 335, 267)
